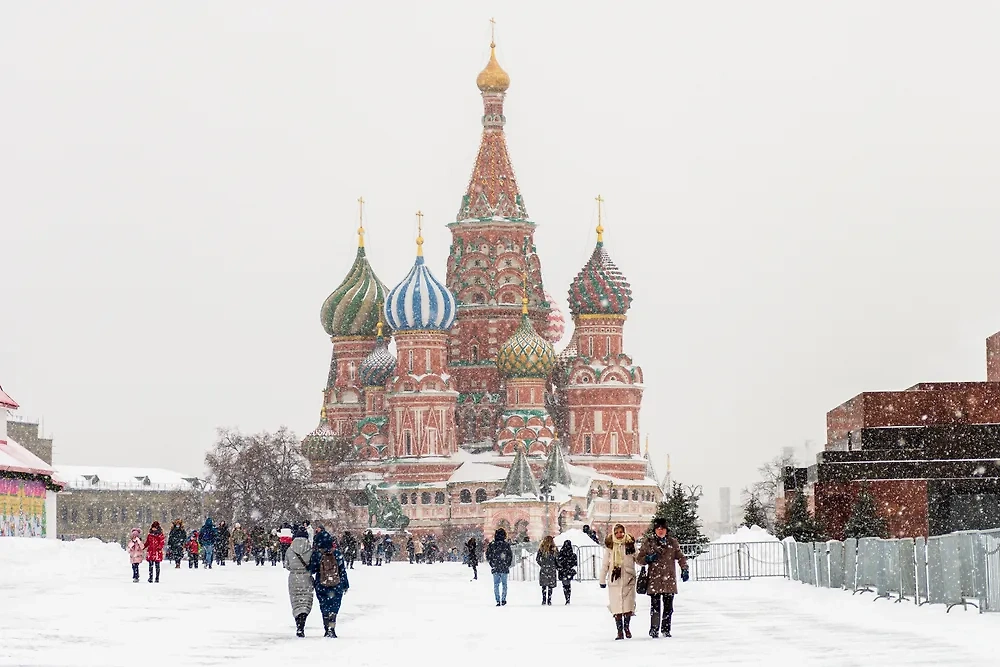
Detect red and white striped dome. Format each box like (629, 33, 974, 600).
(544, 292, 566, 345)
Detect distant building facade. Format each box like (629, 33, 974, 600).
(55, 466, 207, 545)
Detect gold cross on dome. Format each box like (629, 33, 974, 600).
(595, 194, 605, 243)
(416, 210, 425, 256)
(357, 196, 365, 247)
(490, 17, 496, 44)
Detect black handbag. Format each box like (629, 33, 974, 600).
(636, 566, 649, 595)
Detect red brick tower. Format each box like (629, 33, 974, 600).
(384, 214, 459, 458)
(562, 199, 646, 479)
(446, 34, 551, 445)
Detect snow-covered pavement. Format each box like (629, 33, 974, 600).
(1, 538, 998, 666)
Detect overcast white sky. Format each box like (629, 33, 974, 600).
(4, 2, 1000, 520)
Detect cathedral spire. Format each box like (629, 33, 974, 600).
(457, 24, 527, 222)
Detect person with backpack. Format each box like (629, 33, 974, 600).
(167, 520, 187, 569)
(284, 524, 314, 638)
(556, 539, 578, 604)
(485, 528, 513, 606)
(636, 518, 689, 638)
(309, 526, 349, 638)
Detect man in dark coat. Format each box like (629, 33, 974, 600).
(636, 518, 689, 638)
(465, 537, 479, 580)
(485, 528, 513, 606)
(341, 532, 357, 569)
(309, 527, 350, 638)
(250, 525, 267, 565)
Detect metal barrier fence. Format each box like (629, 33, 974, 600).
(785, 529, 1000, 613)
(512, 541, 786, 582)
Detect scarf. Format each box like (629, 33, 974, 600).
(611, 533, 627, 582)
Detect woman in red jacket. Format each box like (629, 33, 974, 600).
(144, 521, 166, 583)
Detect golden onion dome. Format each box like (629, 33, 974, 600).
(477, 42, 510, 93)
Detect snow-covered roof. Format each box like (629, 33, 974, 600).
(0, 438, 59, 481)
(553, 528, 602, 548)
(54, 465, 203, 491)
(0, 385, 18, 410)
(713, 525, 779, 544)
(447, 462, 510, 484)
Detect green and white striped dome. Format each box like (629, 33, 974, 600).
(321, 246, 389, 338)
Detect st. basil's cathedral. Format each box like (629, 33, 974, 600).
(302, 36, 665, 542)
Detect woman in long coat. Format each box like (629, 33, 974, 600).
(166, 520, 187, 568)
(556, 539, 578, 604)
(535, 535, 558, 605)
(636, 518, 689, 638)
(309, 527, 350, 638)
(599, 523, 637, 640)
(144, 521, 165, 583)
(283, 524, 314, 637)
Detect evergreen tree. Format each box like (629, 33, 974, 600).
(843, 485, 888, 539)
(742, 494, 768, 530)
(775, 491, 824, 542)
(645, 482, 709, 546)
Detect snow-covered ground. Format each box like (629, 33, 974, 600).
(1, 538, 998, 666)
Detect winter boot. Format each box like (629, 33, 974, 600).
(662, 619, 671, 638)
(324, 613, 338, 638)
(623, 613, 632, 639)
(542, 589, 547, 605)
(614, 614, 624, 640)
(564, 587, 571, 605)
(547, 588, 553, 605)
(295, 613, 307, 637)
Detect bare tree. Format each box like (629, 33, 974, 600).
(205, 427, 312, 526)
(742, 451, 797, 531)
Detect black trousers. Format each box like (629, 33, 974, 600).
(148, 561, 160, 581)
(131, 563, 140, 579)
(649, 593, 674, 632)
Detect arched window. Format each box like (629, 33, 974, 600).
(471, 345, 479, 363)
(421, 492, 432, 505)
(475, 488, 487, 503)
(349, 361, 356, 381)
(400, 493, 408, 505)
(460, 489, 473, 504)
(611, 488, 619, 500)
(632, 490, 639, 501)
(434, 492, 446, 505)
(597, 486, 604, 498)
(411, 493, 418, 505)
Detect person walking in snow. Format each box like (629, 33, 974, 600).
(309, 526, 350, 638)
(465, 537, 479, 580)
(383, 535, 396, 563)
(215, 520, 231, 566)
(250, 524, 267, 566)
(127, 528, 146, 582)
(556, 539, 578, 604)
(341, 532, 357, 569)
(199, 517, 217, 569)
(186, 530, 201, 568)
(268, 529, 281, 566)
(599, 523, 637, 640)
(144, 521, 165, 583)
(636, 518, 689, 638)
(167, 519, 187, 569)
(406, 535, 416, 564)
(485, 528, 513, 606)
(284, 524, 314, 638)
(536, 535, 558, 605)
(278, 523, 293, 562)
(231, 523, 247, 565)
(361, 530, 375, 566)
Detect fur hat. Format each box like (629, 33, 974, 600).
(653, 518, 668, 531)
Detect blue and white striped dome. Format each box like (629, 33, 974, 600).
(384, 255, 457, 331)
